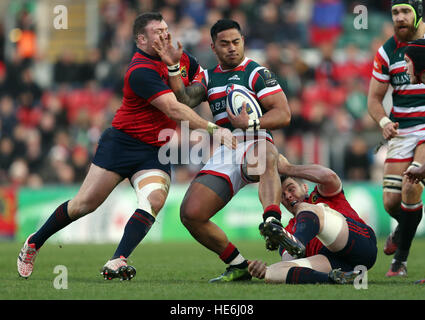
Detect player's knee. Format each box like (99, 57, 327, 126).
(147, 191, 167, 216)
(180, 197, 204, 226)
(402, 178, 423, 197)
(383, 192, 401, 216)
(264, 142, 278, 168)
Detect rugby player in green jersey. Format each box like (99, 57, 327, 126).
(367, 0, 425, 277)
(153, 19, 291, 282)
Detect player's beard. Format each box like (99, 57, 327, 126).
(394, 23, 417, 42)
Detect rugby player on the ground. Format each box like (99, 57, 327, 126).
(248, 155, 377, 284)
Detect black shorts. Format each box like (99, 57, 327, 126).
(319, 217, 377, 271)
(92, 127, 171, 179)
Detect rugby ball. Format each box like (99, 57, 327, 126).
(226, 87, 262, 120)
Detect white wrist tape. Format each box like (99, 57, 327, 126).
(379, 116, 392, 129)
(167, 63, 180, 76)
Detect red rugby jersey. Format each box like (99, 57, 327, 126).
(283, 186, 366, 257)
(112, 48, 200, 146)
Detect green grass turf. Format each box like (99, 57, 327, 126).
(1, 238, 425, 300)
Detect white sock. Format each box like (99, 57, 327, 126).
(228, 253, 245, 266)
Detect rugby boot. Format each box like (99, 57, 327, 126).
(383, 225, 400, 255)
(260, 218, 306, 258)
(101, 256, 136, 281)
(385, 260, 407, 277)
(328, 268, 360, 284)
(209, 265, 252, 283)
(414, 279, 425, 284)
(17, 233, 39, 278)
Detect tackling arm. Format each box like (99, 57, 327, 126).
(278, 154, 342, 196)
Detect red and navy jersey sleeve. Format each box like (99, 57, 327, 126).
(183, 50, 201, 82)
(128, 67, 171, 102)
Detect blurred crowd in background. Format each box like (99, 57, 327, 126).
(0, 0, 396, 188)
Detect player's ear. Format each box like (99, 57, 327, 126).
(302, 183, 309, 194)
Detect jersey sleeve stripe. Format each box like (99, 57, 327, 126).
(257, 87, 283, 100)
(248, 66, 264, 90)
(378, 46, 390, 66)
(372, 70, 390, 82)
(146, 89, 173, 103)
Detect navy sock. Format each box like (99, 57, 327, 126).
(293, 211, 320, 246)
(286, 267, 331, 284)
(394, 203, 423, 262)
(29, 201, 73, 250)
(112, 209, 155, 259)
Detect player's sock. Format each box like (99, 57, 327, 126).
(394, 202, 423, 262)
(112, 209, 155, 259)
(293, 211, 320, 246)
(219, 242, 247, 268)
(286, 267, 331, 284)
(29, 200, 72, 250)
(262, 204, 281, 221)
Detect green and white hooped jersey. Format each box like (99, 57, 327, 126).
(193, 57, 283, 141)
(372, 35, 425, 132)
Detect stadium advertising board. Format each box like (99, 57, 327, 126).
(15, 182, 425, 243)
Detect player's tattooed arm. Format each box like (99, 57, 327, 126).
(173, 82, 207, 109)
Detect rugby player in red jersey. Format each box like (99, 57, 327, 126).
(367, 0, 425, 277)
(248, 155, 377, 284)
(17, 12, 236, 280)
(153, 19, 291, 282)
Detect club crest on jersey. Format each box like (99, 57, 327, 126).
(311, 192, 319, 203)
(225, 83, 235, 94)
(180, 66, 187, 78)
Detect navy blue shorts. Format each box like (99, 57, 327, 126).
(319, 217, 377, 271)
(92, 127, 171, 179)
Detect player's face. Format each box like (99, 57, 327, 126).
(211, 28, 245, 69)
(392, 5, 417, 42)
(404, 55, 418, 84)
(139, 19, 169, 55)
(280, 178, 307, 214)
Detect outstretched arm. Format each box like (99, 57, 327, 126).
(278, 154, 342, 197)
(153, 34, 207, 108)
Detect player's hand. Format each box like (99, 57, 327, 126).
(247, 260, 267, 279)
(403, 166, 425, 184)
(226, 102, 250, 130)
(213, 127, 238, 149)
(152, 33, 182, 67)
(382, 121, 399, 140)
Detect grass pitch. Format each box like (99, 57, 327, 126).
(1, 238, 425, 301)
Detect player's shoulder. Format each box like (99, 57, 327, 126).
(379, 35, 399, 58)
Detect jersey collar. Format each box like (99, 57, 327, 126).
(136, 48, 162, 61)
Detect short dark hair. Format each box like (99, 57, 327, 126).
(133, 12, 163, 41)
(210, 19, 241, 42)
(280, 175, 304, 186)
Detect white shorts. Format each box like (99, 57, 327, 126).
(197, 141, 259, 197)
(386, 127, 425, 163)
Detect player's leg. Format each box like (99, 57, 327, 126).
(382, 161, 406, 256)
(18, 164, 123, 278)
(388, 144, 425, 277)
(243, 140, 282, 222)
(260, 202, 349, 258)
(102, 168, 171, 280)
(180, 174, 251, 282)
(249, 254, 355, 284)
(111, 169, 170, 259)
